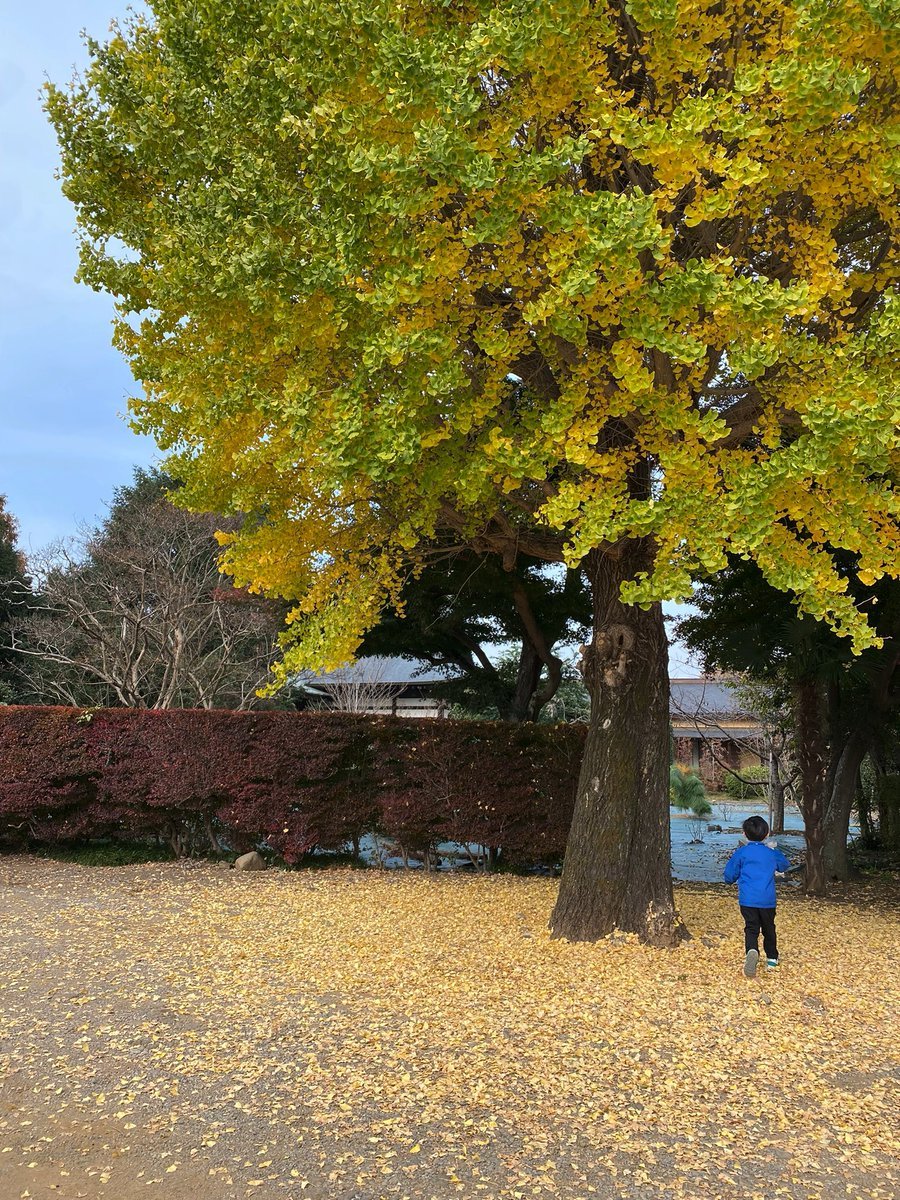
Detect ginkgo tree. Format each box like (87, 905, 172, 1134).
(47, 0, 899, 943)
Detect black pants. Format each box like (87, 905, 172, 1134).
(740, 905, 778, 960)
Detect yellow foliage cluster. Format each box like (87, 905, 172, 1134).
(45, 0, 900, 673)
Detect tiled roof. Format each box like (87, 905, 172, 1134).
(305, 656, 455, 688)
(306, 661, 756, 728)
(669, 677, 747, 718)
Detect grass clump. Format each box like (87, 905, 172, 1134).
(38, 840, 176, 867)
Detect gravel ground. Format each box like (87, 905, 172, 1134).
(1, 856, 898, 1200)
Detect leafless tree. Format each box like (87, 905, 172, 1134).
(729, 679, 800, 834)
(6, 484, 283, 709)
(314, 659, 406, 715)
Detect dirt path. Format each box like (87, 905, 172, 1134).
(1, 856, 898, 1200)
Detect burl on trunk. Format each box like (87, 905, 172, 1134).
(550, 547, 686, 946)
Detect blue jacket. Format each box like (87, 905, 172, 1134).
(723, 841, 790, 908)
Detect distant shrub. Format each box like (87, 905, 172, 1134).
(670, 765, 712, 842)
(722, 764, 768, 802)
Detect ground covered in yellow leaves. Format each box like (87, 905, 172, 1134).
(0, 858, 897, 1200)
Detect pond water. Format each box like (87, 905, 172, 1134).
(670, 800, 808, 883)
(355, 801, 830, 885)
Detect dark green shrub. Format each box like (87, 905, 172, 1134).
(722, 764, 768, 802)
(38, 840, 175, 867)
(669, 765, 711, 816)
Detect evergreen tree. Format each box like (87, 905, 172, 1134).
(679, 559, 900, 889)
(0, 496, 29, 703)
(361, 553, 590, 721)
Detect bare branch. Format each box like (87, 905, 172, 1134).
(5, 494, 283, 709)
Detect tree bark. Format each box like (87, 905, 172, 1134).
(203, 813, 223, 856)
(509, 639, 543, 722)
(793, 678, 828, 896)
(855, 764, 874, 845)
(822, 730, 869, 881)
(510, 577, 563, 720)
(877, 775, 900, 850)
(768, 748, 786, 834)
(549, 546, 686, 946)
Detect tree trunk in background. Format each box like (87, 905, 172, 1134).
(507, 640, 543, 722)
(768, 749, 786, 835)
(823, 731, 868, 881)
(793, 678, 828, 896)
(550, 546, 686, 946)
(855, 765, 874, 845)
(875, 775, 900, 851)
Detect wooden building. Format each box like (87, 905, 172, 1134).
(669, 677, 764, 789)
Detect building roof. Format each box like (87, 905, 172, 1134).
(669, 677, 762, 739)
(669, 677, 747, 718)
(304, 656, 454, 689)
(305, 662, 760, 738)
(308, 663, 752, 703)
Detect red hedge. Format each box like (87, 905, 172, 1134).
(0, 707, 585, 865)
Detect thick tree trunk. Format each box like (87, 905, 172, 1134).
(550, 547, 686, 946)
(793, 678, 828, 896)
(822, 731, 868, 881)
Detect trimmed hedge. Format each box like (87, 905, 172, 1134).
(0, 707, 585, 866)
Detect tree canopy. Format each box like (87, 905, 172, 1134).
(46, 0, 900, 676)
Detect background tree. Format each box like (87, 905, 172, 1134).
(679, 559, 900, 891)
(729, 677, 798, 837)
(302, 659, 406, 714)
(859, 711, 900, 851)
(0, 496, 30, 704)
(361, 552, 590, 721)
(48, 0, 900, 942)
(8, 470, 284, 709)
(669, 764, 712, 843)
(448, 650, 591, 723)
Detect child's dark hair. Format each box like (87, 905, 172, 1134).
(743, 815, 769, 841)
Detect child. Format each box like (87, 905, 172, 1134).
(723, 815, 790, 978)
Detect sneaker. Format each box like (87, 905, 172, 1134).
(744, 949, 759, 979)
(766, 958, 779, 969)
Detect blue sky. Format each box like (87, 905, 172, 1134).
(0, 3, 700, 673)
(1, 1, 156, 554)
